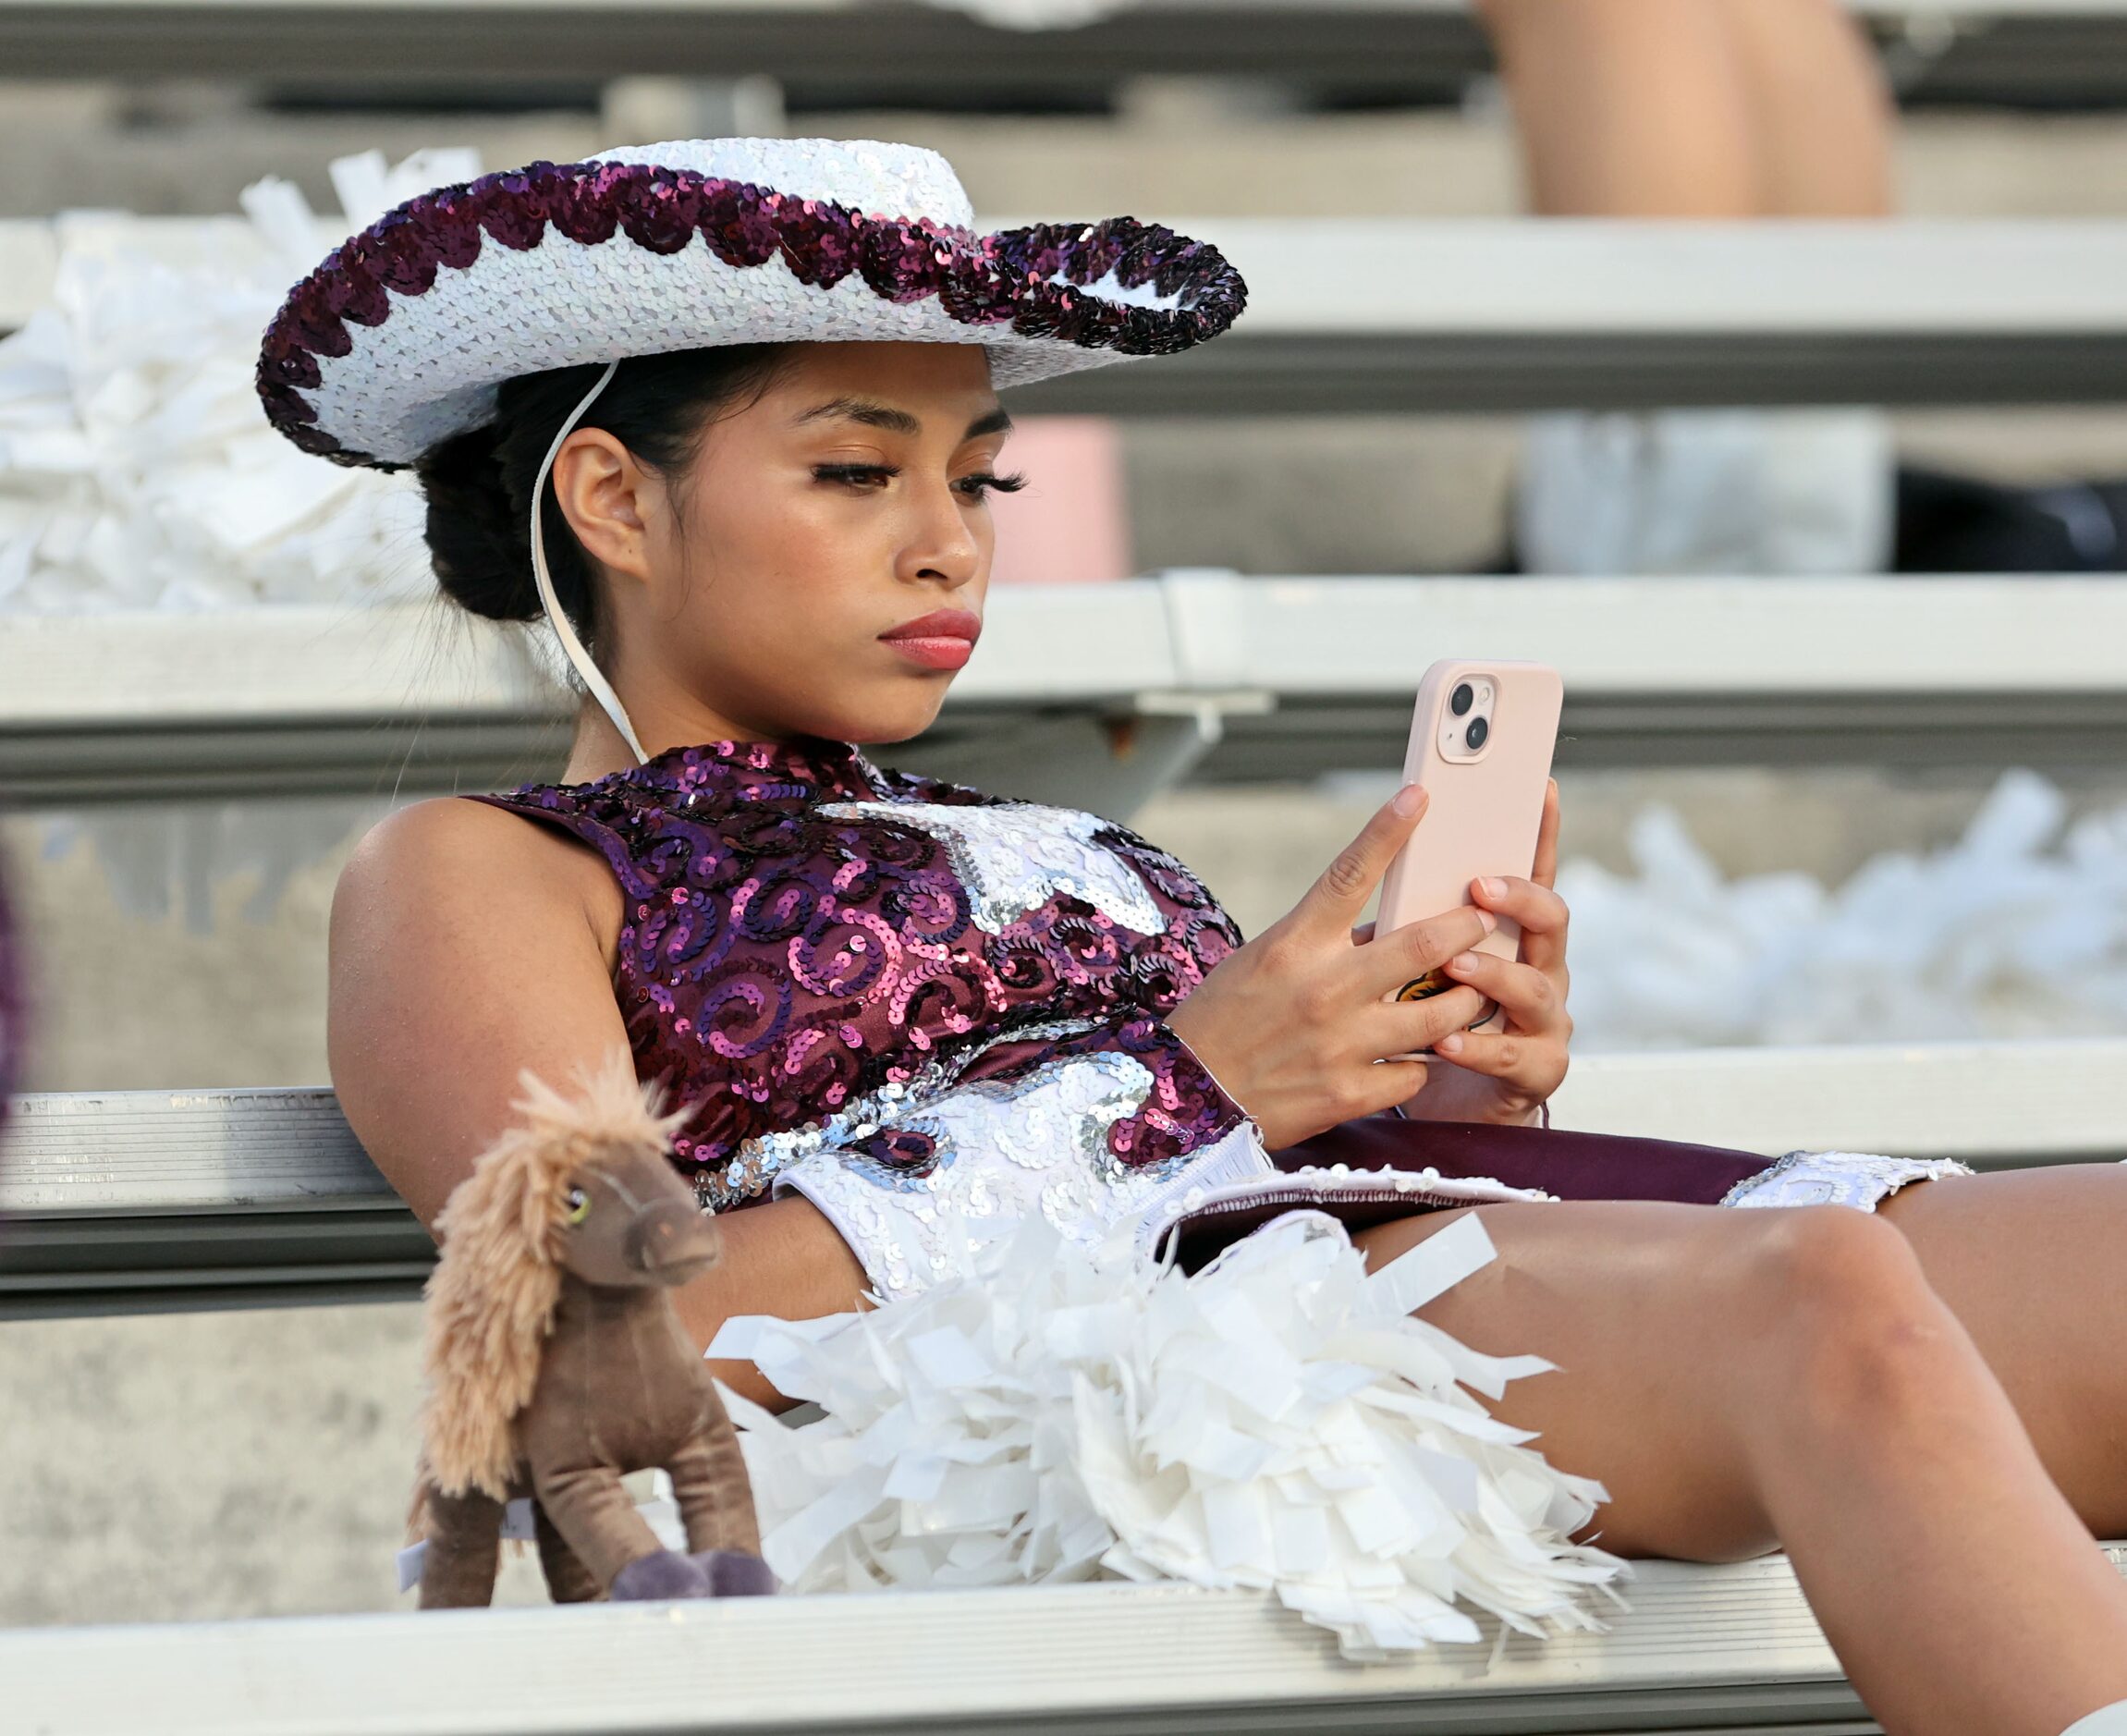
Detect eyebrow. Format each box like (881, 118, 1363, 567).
(791, 397, 1013, 442)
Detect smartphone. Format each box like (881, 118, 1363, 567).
(1373, 658, 1563, 1041)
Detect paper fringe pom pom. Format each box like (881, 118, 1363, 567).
(709, 1210, 1627, 1661)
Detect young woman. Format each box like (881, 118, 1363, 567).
(263, 138, 2127, 1735)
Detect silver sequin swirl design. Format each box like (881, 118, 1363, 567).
(815, 799, 1167, 935)
(692, 1013, 1103, 1211)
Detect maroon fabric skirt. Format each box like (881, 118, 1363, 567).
(1160, 1114, 1775, 1271)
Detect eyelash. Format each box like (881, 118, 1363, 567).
(813, 462, 1028, 499)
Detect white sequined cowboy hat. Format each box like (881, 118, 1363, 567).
(254, 134, 1247, 473)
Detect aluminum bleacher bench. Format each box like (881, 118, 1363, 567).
(3, 1041, 2125, 1734)
(8, 216, 2127, 412)
(7, 574, 2127, 815)
(1, 0, 2123, 106)
(7, 1553, 2127, 1736)
(6, 1036, 2122, 1318)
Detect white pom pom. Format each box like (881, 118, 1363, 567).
(711, 1215, 1625, 1660)
(1, 149, 452, 618)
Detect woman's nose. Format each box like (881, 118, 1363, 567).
(904, 481, 981, 584)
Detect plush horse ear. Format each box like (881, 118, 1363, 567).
(417, 1045, 696, 1498)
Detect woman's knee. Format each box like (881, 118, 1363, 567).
(1737, 1204, 1966, 1436)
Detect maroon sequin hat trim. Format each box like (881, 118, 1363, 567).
(256, 158, 1248, 471)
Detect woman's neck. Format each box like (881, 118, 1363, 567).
(559, 702, 783, 786)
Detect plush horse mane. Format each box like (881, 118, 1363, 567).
(418, 1045, 697, 1498)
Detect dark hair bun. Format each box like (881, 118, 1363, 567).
(415, 346, 794, 654)
(417, 420, 541, 624)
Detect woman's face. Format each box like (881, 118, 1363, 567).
(555, 340, 1018, 752)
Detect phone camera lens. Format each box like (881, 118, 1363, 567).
(1450, 682, 1474, 716)
(1465, 715, 1490, 751)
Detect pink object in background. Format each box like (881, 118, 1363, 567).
(985, 416, 1133, 584)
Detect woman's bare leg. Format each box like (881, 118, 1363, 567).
(1353, 1195, 2127, 1736)
(1473, 0, 1893, 218)
(1876, 1164, 2127, 1535)
(1474, 0, 1758, 215)
(1722, 0, 1898, 217)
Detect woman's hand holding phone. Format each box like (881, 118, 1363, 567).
(1165, 781, 1501, 1152)
(1357, 779, 1573, 1127)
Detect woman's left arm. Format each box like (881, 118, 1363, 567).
(1364, 778, 1572, 1128)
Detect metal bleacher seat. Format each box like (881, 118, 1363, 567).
(4, 1052, 2126, 1731)
(6, 571, 2127, 820)
(6, 1035, 2122, 1318)
(5, 210, 2126, 809)
(8, 213, 2127, 414)
(5, 1548, 2122, 1736)
(5, 0, 2127, 104)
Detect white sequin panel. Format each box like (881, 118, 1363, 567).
(699, 1013, 1101, 1211)
(773, 1050, 1272, 1302)
(816, 799, 1167, 936)
(1720, 1150, 1975, 1211)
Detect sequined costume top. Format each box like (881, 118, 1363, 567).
(464, 733, 1974, 1300)
(464, 733, 1283, 1296)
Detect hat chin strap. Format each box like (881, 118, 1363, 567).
(530, 358, 648, 766)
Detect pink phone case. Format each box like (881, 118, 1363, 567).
(1374, 658, 1563, 1041)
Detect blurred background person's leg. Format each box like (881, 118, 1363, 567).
(1479, 0, 1899, 577)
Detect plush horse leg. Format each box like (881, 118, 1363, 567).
(533, 1498, 605, 1605)
(667, 1432, 776, 1595)
(415, 1485, 506, 1609)
(669, 1411, 764, 1557)
(533, 1459, 710, 1600)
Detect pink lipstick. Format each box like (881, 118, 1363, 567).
(879, 606, 981, 671)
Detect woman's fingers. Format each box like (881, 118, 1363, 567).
(1354, 1057, 1432, 1119)
(1470, 873, 1570, 974)
(1294, 784, 1429, 938)
(1368, 984, 1494, 1063)
(1441, 947, 1565, 1031)
(1360, 904, 1495, 1003)
(1430, 1026, 1566, 1092)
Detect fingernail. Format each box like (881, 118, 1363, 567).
(1479, 876, 1507, 899)
(1477, 910, 1497, 933)
(1392, 782, 1425, 817)
(1436, 1033, 1464, 1055)
(1449, 951, 1480, 974)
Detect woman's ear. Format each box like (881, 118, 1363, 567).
(551, 426, 663, 587)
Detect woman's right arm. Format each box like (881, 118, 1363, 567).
(1164, 784, 1499, 1150)
(327, 796, 867, 1411)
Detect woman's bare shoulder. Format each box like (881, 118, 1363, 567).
(337, 794, 622, 954)
(328, 795, 631, 1226)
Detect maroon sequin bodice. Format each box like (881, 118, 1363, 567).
(463, 734, 1250, 1212)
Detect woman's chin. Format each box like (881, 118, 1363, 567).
(824, 690, 953, 749)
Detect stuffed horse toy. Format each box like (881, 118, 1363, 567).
(407, 1046, 774, 1606)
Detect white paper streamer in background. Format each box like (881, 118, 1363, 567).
(0, 147, 482, 616)
(920, 0, 1128, 27)
(1560, 768, 2127, 1050)
(709, 1212, 1624, 1662)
